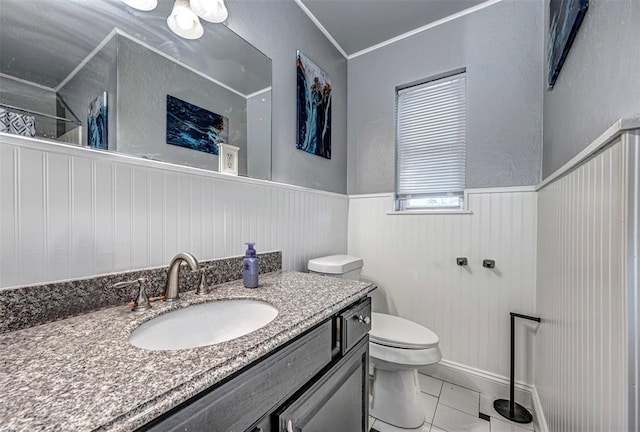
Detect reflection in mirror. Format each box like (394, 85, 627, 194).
(0, 0, 272, 179)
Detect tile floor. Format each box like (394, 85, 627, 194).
(369, 374, 538, 432)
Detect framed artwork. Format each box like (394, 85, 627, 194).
(296, 50, 331, 159)
(87, 92, 108, 149)
(548, 0, 588, 89)
(166, 95, 228, 155)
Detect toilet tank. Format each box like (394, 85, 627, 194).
(307, 255, 363, 280)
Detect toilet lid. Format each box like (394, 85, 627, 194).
(308, 255, 363, 274)
(370, 312, 439, 349)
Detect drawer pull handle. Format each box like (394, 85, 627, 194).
(287, 419, 294, 432)
(356, 315, 371, 325)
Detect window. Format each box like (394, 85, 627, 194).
(395, 71, 466, 211)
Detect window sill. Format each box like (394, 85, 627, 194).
(386, 209, 474, 216)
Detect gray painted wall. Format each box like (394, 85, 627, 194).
(247, 90, 272, 180)
(58, 36, 118, 150)
(226, 0, 348, 194)
(116, 37, 248, 175)
(543, 0, 640, 178)
(347, 0, 543, 194)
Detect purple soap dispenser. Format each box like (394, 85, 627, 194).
(243, 242, 259, 288)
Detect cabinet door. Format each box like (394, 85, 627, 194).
(277, 336, 369, 432)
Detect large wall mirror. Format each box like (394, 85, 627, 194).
(0, 0, 272, 180)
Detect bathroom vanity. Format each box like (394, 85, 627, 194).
(142, 297, 371, 431)
(0, 271, 374, 431)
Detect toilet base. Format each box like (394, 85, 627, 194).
(370, 367, 424, 428)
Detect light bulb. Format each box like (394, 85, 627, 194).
(190, 0, 228, 23)
(176, 13, 195, 30)
(167, 0, 204, 39)
(121, 0, 158, 11)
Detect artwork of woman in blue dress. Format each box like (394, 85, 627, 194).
(296, 51, 331, 159)
(547, 0, 588, 88)
(87, 92, 108, 150)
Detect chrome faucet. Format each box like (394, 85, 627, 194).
(164, 252, 199, 301)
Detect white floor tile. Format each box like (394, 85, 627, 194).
(491, 417, 533, 432)
(422, 392, 439, 424)
(438, 383, 480, 416)
(418, 373, 444, 397)
(432, 404, 490, 432)
(479, 394, 534, 431)
(370, 378, 538, 432)
(373, 419, 430, 432)
(532, 415, 542, 432)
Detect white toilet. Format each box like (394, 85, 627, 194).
(307, 255, 442, 429)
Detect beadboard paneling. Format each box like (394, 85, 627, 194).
(347, 190, 537, 384)
(626, 131, 640, 432)
(0, 138, 348, 288)
(536, 140, 627, 432)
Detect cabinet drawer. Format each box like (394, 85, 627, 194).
(340, 297, 371, 355)
(140, 320, 333, 432)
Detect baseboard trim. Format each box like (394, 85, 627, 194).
(531, 385, 549, 432)
(421, 359, 533, 407)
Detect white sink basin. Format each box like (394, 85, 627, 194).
(128, 300, 278, 351)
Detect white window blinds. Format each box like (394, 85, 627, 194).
(396, 72, 466, 210)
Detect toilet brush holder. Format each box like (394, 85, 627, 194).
(494, 312, 541, 424)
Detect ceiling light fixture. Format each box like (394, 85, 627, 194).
(121, 0, 158, 11)
(122, 0, 228, 40)
(167, 0, 205, 40)
(190, 0, 228, 23)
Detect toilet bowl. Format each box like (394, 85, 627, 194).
(307, 255, 442, 430)
(369, 312, 441, 428)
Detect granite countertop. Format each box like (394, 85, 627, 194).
(0, 271, 375, 432)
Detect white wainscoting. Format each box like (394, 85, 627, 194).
(626, 130, 640, 432)
(536, 139, 628, 432)
(0, 136, 348, 288)
(348, 189, 538, 384)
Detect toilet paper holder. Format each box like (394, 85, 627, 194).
(494, 312, 541, 424)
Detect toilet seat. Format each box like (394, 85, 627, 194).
(369, 313, 442, 370)
(369, 341, 442, 369)
(370, 312, 439, 349)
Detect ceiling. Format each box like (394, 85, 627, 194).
(299, 0, 489, 56)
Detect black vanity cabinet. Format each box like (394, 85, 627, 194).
(139, 297, 371, 432)
(275, 337, 368, 432)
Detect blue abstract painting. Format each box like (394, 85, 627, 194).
(87, 92, 108, 150)
(166, 95, 228, 155)
(296, 50, 331, 159)
(548, 0, 588, 89)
